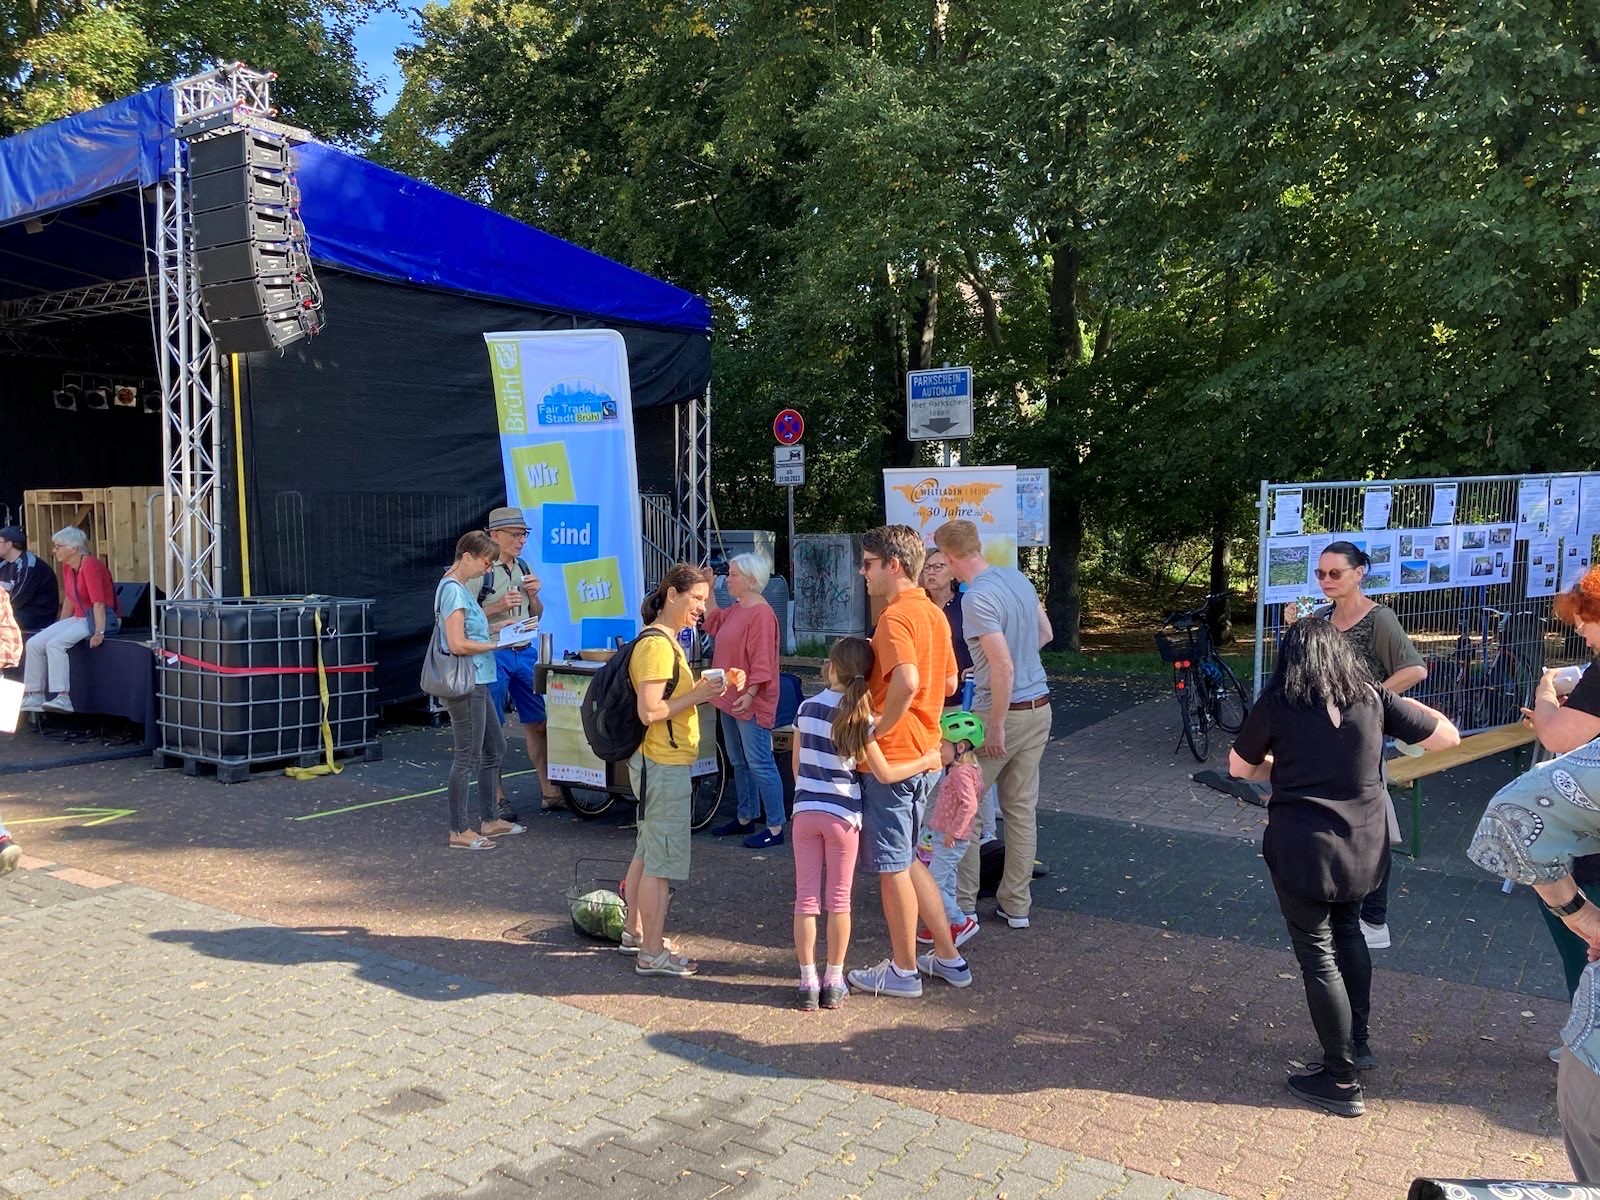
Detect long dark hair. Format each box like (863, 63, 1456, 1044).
(641, 563, 713, 624)
(826, 636, 875, 761)
(1268, 618, 1373, 710)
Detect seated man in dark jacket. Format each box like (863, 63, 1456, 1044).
(0, 526, 59, 637)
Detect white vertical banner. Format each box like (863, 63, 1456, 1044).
(883, 467, 1019, 566)
(483, 330, 645, 653)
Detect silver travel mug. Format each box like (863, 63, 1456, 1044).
(539, 633, 554, 664)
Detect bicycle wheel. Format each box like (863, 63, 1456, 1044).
(690, 740, 729, 831)
(1209, 657, 1250, 733)
(561, 783, 617, 819)
(1176, 670, 1209, 761)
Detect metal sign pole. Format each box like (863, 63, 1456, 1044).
(787, 485, 796, 579)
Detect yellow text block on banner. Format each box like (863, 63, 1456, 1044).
(563, 557, 627, 619)
(509, 443, 577, 506)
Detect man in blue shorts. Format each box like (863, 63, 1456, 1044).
(848, 524, 970, 998)
(473, 507, 560, 818)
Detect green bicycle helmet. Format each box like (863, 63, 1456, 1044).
(939, 710, 985, 751)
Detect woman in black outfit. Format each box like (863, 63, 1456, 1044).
(1230, 620, 1458, 1117)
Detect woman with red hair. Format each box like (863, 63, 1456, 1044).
(1534, 569, 1600, 754)
(1521, 566, 1600, 1062)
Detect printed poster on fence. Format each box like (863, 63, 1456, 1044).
(484, 330, 645, 654)
(883, 467, 1019, 567)
(1264, 536, 1315, 605)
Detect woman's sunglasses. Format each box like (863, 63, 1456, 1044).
(1314, 567, 1359, 581)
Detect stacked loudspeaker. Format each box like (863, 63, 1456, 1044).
(189, 130, 325, 354)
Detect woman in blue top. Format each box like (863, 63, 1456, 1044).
(438, 531, 523, 850)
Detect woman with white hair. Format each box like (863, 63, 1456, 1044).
(21, 526, 121, 714)
(705, 553, 786, 847)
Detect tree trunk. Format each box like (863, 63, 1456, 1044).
(1208, 518, 1232, 644)
(1043, 229, 1082, 374)
(1042, 227, 1084, 649)
(1046, 492, 1083, 652)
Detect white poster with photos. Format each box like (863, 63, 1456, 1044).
(1455, 524, 1515, 585)
(1527, 539, 1561, 598)
(1563, 538, 1594, 592)
(1393, 528, 1453, 593)
(1550, 477, 1581, 539)
(1272, 489, 1304, 536)
(1265, 536, 1316, 604)
(1518, 478, 1550, 538)
(1582, 478, 1600, 538)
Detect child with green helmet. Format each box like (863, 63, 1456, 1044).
(925, 711, 986, 951)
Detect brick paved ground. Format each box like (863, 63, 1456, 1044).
(0, 673, 1578, 1198)
(2, 867, 1220, 1200)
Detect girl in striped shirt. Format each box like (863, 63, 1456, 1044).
(789, 637, 939, 1010)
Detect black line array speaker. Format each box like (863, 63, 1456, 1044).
(188, 130, 324, 355)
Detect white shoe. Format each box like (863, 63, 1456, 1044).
(1551, 1045, 1564, 1063)
(42, 695, 74, 714)
(1360, 919, 1391, 950)
(19, 692, 45, 712)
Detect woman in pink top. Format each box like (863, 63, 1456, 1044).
(21, 526, 121, 714)
(704, 553, 785, 847)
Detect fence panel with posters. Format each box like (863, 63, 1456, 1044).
(1253, 473, 1600, 734)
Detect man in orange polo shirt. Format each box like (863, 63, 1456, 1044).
(847, 524, 971, 998)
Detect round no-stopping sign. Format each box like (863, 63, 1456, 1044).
(773, 408, 805, 445)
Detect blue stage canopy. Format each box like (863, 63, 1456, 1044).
(0, 84, 711, 335)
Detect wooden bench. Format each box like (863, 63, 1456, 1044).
(1387, 723, 1537, 857)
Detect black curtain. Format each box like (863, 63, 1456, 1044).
(239, 271, 710, 705)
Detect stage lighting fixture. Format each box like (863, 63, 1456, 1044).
(54, 386, 78, 411)
(113, 384, 139, 408)
(142, 389, 161, 415)
(23, 218, 43, 234)
(84, 380, 111, 410)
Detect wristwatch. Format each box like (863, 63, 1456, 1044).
(1547, 892, 1589, 917)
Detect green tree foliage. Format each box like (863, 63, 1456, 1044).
(1, 0, 386, 142)
(385, 0, 1600, 647)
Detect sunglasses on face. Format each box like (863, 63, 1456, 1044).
(860, 556, 881, 570)
(1314, 567, 1358, 581)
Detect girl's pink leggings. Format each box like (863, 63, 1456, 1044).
(791, 809, 859, 914)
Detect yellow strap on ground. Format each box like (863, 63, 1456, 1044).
(285, 607, 342, 780)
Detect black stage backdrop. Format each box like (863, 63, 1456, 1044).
(240, 271, 711, 705)
(0, 314, 163, 521)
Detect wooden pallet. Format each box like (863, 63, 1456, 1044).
(152, 741, 384, 784)
(22, 485, 164, 584)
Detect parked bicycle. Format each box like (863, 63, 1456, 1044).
(1421, 605, 1546, 733)
(1155, 594, 1250, 762)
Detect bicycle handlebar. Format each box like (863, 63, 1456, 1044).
(1160, 593, 1229, 628)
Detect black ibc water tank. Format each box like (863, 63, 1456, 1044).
(157, 596, 376, 768)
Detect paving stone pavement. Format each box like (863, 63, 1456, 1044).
(0, 868, 1225, 1200)
(0, 676, 1580, 1200)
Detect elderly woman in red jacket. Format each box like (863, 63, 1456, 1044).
(704, 553, 785, 848)
(21, 526, 120, 715)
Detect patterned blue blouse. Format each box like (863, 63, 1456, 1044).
(1468, 737, 1600, 1073)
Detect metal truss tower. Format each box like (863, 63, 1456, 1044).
(676, 389, 713, 566)
(154, 64, 278, 599)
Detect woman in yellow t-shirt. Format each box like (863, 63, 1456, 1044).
(622, 563, 744, 978)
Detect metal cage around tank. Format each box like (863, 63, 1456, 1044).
(155, 595, 379, 780)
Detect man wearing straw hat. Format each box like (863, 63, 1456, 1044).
(471, 506, 563, 818)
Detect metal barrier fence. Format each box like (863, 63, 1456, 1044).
(1253, 473, 1600, 735)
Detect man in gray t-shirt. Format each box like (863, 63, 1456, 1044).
(933, 520, 1054, 929)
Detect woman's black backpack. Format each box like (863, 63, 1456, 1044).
(579, 628, 681, 761)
